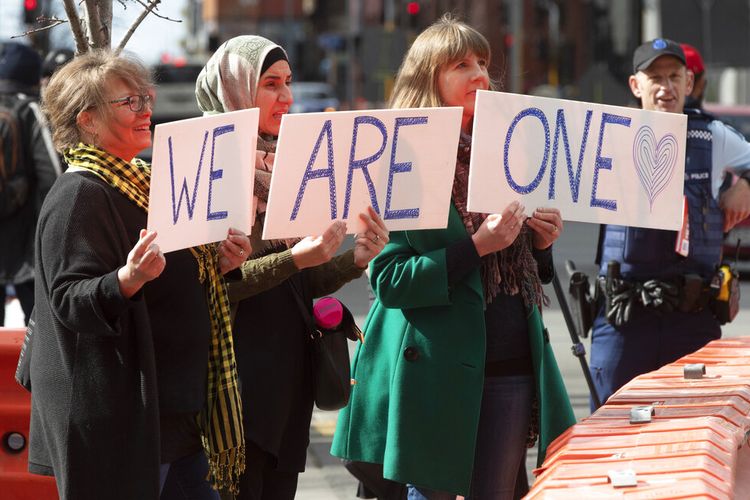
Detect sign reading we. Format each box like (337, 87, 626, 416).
(262, 108, 462, 240)
(468, 90, 687, 230)
(147, 109, 258, 253)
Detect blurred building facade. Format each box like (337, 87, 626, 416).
(197, 0, 750, 108)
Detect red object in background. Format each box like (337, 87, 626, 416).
(0, 328, 58, 499)
(406, 2, 420, 16)
(24, 0, 37, 10)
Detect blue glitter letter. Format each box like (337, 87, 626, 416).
(504, 108, 550, 194)
(206, 124, 234, 221)
(591, 113, 631, 211)
(384, 116, 427, 220)
(170, 132, 208, 224)
(549, 109, 592, 202)
(342, 116, 385, 218)
(291, 120, 337, 220)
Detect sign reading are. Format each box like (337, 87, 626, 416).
(468, 90, 687, 230)
(262, 107, 463, 240)
(147, 109, 258, 253)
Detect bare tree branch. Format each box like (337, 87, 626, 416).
(132, 0, 181, 22)
(62, 0, 90, 53)
(10, 17, 68, 39)
(99, 0, 113, 47)
(115, 0, 162, 54)
(83, 0, 106, 48)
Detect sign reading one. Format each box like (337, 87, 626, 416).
(468, 90, 687, 230)
(262, 107, 463, 240)
(147, 109, 258, 253)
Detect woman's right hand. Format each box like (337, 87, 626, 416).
(471, 200, 526, 257)
(118, 229, 166, 298)
(291, 220, 347, 270)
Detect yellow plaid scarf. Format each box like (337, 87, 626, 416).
(64, 144, 245, 492)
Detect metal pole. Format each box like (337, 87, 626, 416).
(552, 265, 602, 409)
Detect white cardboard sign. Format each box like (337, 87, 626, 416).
(469, 90, 687, 230)
(147, 109, 258, 253)
(262, 107, 463, 240)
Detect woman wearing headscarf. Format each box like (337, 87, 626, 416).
(196, 36, 388, 499)
(31, 50, 250, 500)
(331, 16, 576, 499)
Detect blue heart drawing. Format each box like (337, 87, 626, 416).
(632, 126, 678, 211)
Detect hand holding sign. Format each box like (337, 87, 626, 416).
(291, 220, 347, 270)
(471, 201, 527, 257)
(353, 206, 390, 269)
(526, 207, 563, 250)
(217, 228, 253, 275)
(118, 229, 167, 298)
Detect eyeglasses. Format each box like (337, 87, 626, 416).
(109, 94, 154, 113)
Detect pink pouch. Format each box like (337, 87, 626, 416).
(313, 297, 344, 330)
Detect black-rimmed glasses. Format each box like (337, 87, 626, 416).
(109, 94, 154, 113)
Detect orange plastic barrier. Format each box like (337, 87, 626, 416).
(525, 337, 750, 499)
(0, 328, 58, 499)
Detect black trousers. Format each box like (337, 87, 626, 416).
(0, 280, 34, 326)
(234, 441, 299, 500)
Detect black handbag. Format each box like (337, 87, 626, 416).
(289, 279, 361, 411)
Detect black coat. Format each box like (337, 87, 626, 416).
(28, 171, 160, 500)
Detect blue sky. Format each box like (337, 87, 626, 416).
(1, 0, 188, 65)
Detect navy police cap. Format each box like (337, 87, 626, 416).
(633, 38, 686, 73)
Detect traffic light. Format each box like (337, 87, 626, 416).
(406, 1, 420, 29)
(23, 0, 40, 25)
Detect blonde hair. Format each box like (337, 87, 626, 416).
(389, 15, 493, 109)
(42, 50, 152, 151)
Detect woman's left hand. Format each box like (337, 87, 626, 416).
(526, 207, 563, 250)
(218, 227, 252, 274)
(353, 206, 389, 269)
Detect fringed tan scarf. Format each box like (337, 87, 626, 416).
(64, 144, 245, 492)
(452, 134, 545, 309)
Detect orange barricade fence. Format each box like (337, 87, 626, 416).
(526, 337, 750, 499)
(0, 327, 58, 500)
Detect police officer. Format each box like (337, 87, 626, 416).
(589, 39, 750, 407)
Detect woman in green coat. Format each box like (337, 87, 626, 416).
(331, 16, 576, 498)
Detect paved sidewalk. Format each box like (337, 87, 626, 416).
(296, 410, 359, 499)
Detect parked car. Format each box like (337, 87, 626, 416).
(289, 82, 339, 113)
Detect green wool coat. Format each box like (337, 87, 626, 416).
(331, 205, 576, 495)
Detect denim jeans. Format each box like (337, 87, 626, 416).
(407, 374, 534, 500)
(159, 451, 220, 500)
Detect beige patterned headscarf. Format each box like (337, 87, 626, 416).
(196, 35, 286, 116)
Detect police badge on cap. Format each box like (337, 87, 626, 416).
(632, 38, 686, 73)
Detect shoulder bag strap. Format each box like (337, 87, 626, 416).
(288, 277, 317, 336)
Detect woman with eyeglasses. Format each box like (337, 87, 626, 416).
(28, 50, 251, 500)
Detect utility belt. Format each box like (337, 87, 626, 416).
(599, 261, 740, 327)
